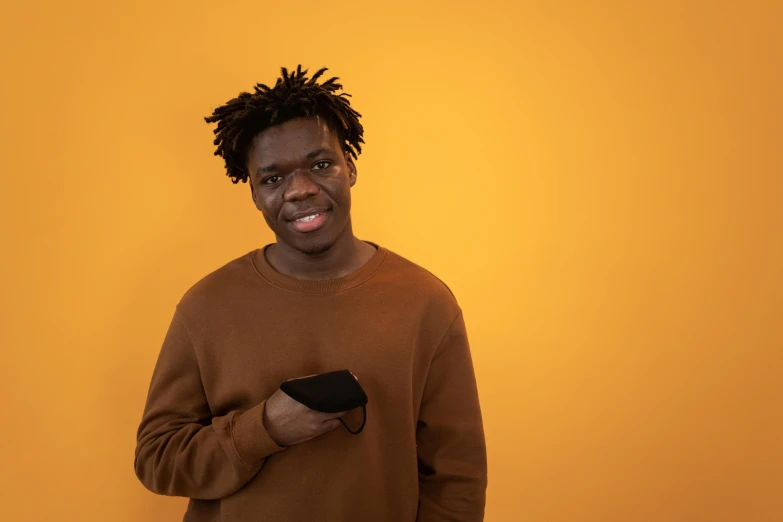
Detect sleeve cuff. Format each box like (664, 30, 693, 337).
(232, 400, 286, 467)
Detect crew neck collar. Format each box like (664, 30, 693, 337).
(250, 241, 388, 295)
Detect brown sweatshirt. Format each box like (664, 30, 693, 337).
(134, 242, 487, 521)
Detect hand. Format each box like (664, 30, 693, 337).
(262, 374, 356, 447)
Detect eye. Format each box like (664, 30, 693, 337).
(262, 176, 282, 185)
(313, 160, 331, 170)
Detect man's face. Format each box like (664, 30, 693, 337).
(247, 116, 357, 255)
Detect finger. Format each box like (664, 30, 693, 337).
(321, 418, 342, 432)
(320, 410, 349, 420)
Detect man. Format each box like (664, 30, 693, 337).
(134, 65, 487, 521)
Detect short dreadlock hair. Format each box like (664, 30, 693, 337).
(204, 65, 364, 184)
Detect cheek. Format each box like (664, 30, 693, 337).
(255, 192, 278, 221)
(262, 213, 276, 230)
(261, 201, 277, 220)
(259, 203, 281, 230)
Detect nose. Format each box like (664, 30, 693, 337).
(283, 170, 320, 202)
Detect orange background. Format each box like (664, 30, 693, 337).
(1, 1, 781, 521)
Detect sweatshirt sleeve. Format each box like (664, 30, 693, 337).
(134, 307, 285, 500)
(416, 311, 488, 521)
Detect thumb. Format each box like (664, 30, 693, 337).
(322, 410, 349, 420)
(322, 418, 343, 432)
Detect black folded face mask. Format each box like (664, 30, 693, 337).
(280, 370, 368, 435)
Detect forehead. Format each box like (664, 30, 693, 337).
(247, 116, 339, 167)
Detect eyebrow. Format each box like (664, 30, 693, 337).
(305, 147, 330, 159)
(257, 148, 332, 174)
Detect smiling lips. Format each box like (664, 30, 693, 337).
(289, 211, 328, 233)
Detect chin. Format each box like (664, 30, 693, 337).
(283, 233, 337, 256)
(298, 240, 334, 255)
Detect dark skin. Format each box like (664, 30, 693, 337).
(248, 115, 376, 280)
(245, 115, 374, 446)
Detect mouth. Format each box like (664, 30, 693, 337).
(288, 210, 329, 233)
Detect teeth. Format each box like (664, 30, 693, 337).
(295, 213, 320, 223)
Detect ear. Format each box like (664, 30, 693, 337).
(345, 152, 358, 187)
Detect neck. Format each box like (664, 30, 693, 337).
(266, 222, 375, 281)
